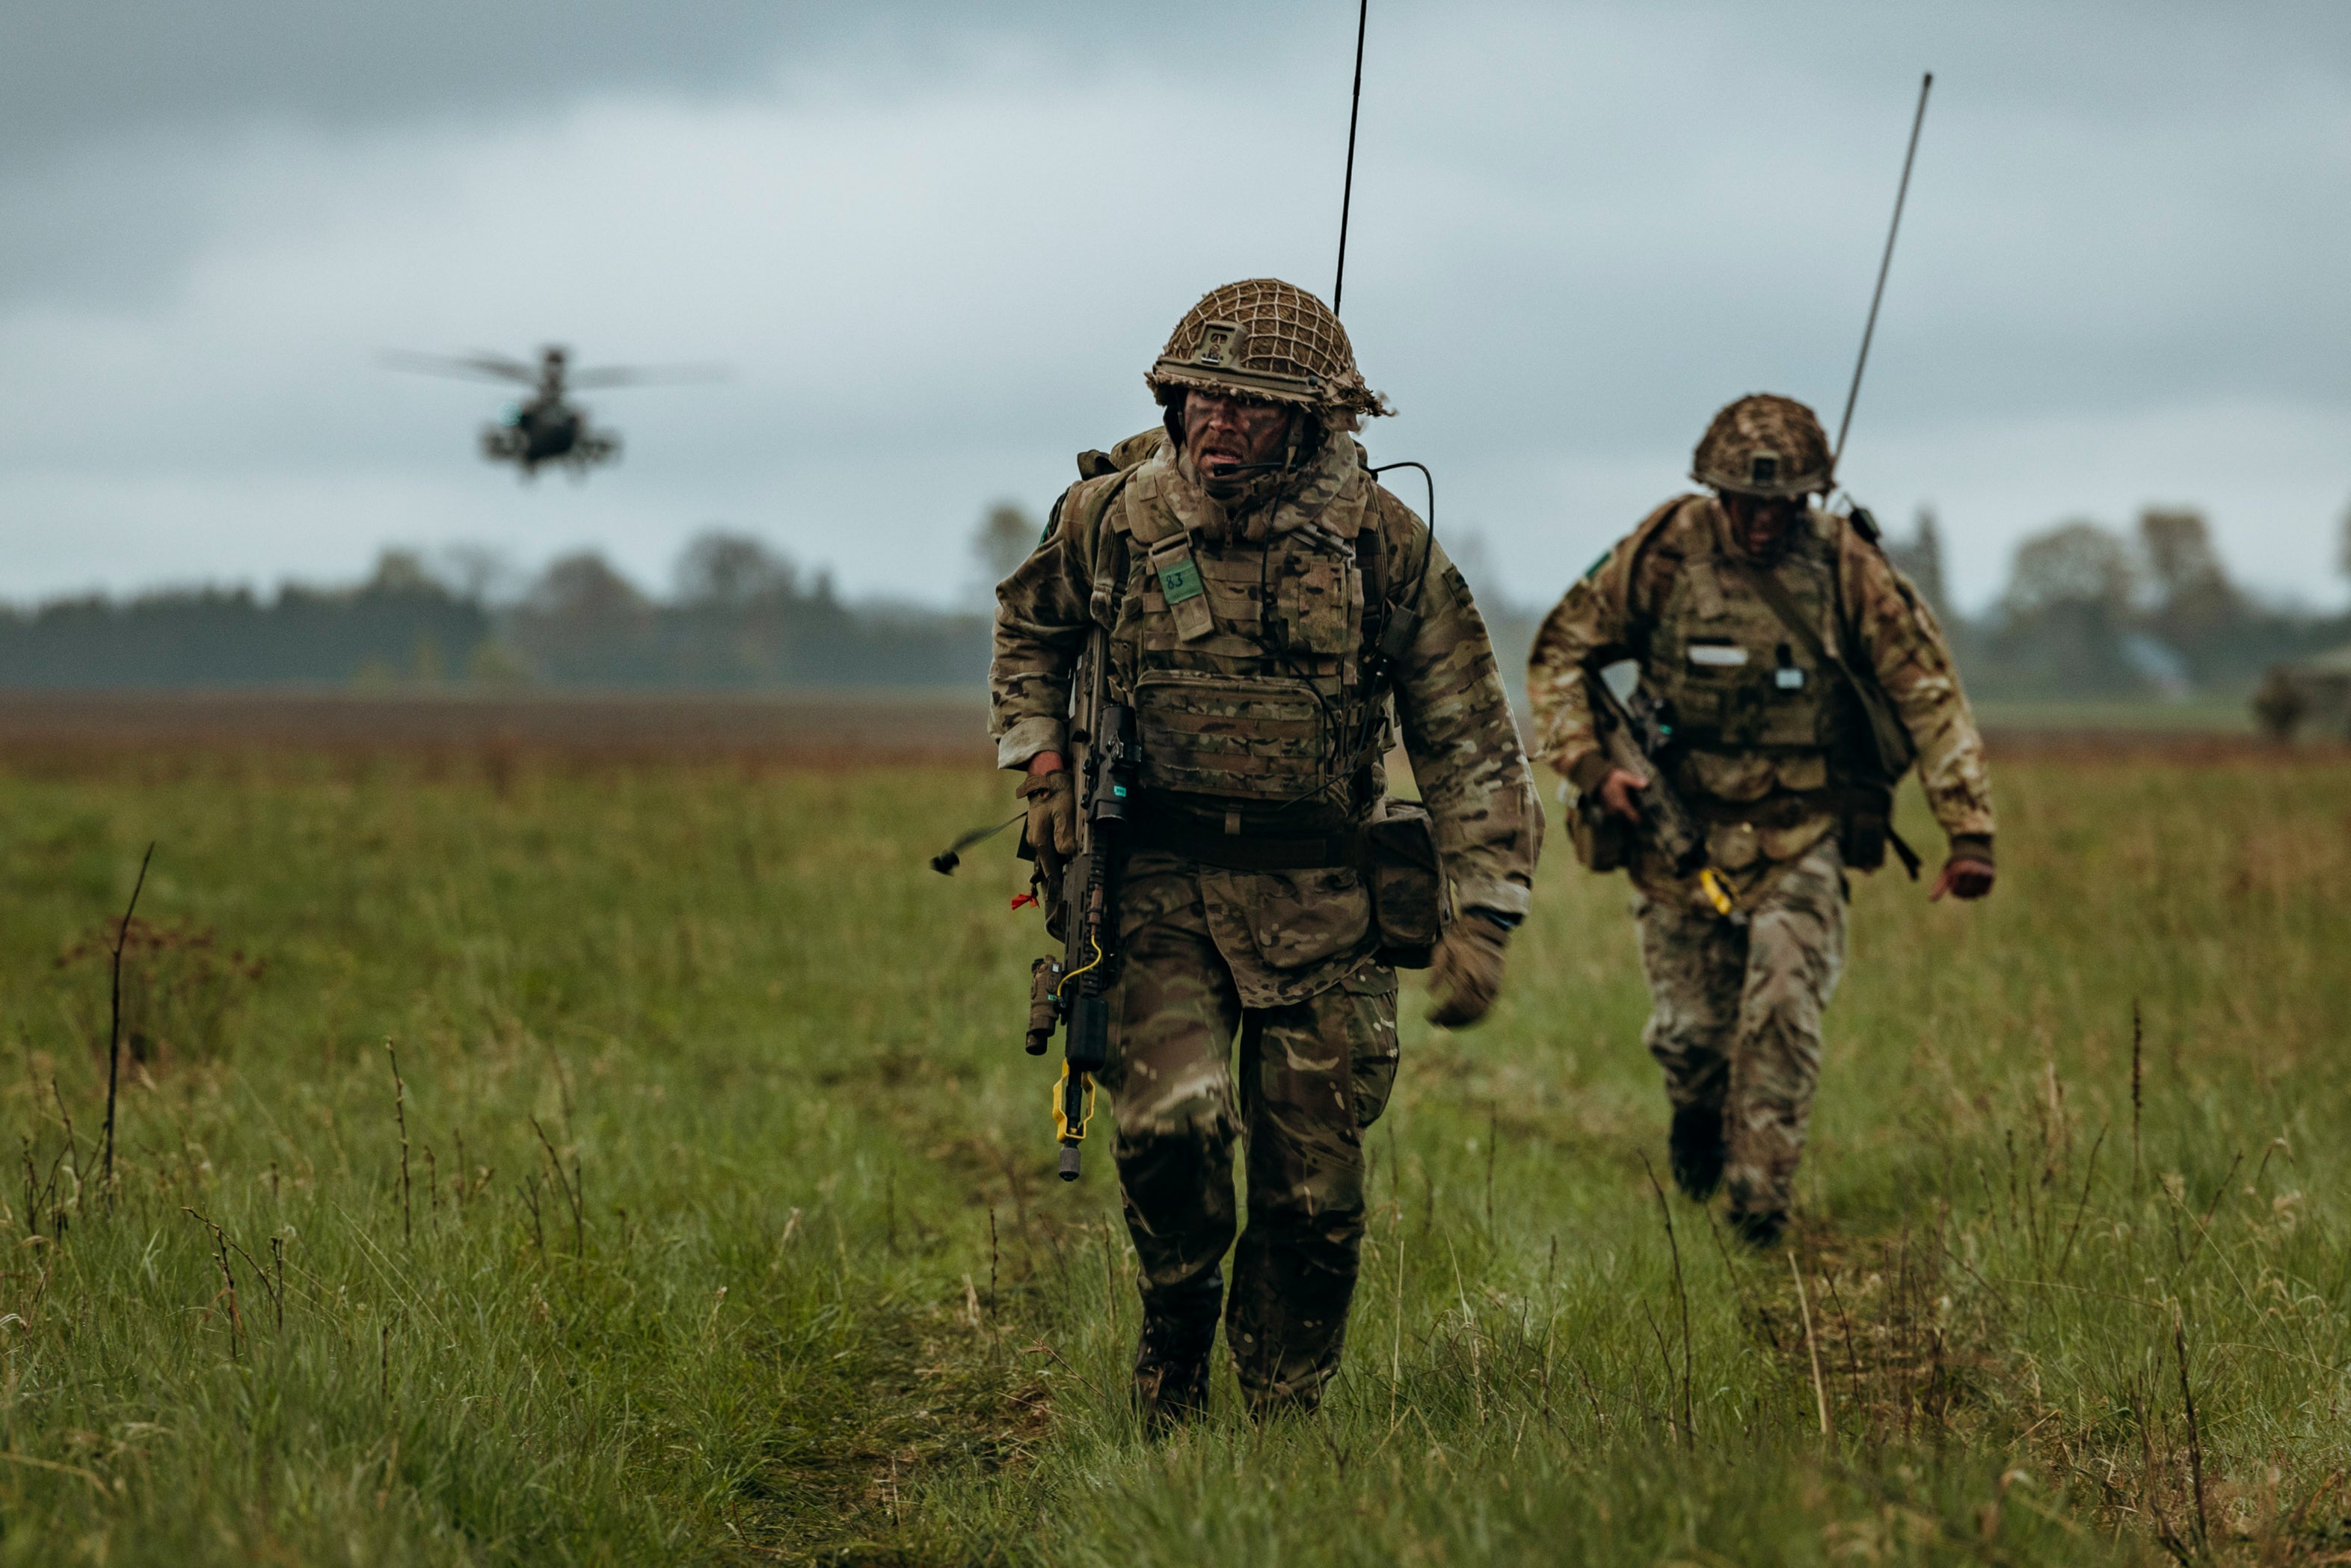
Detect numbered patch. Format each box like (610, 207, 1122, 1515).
(1147, 536, 1216, 642)
(1159, 559, 1205, 605)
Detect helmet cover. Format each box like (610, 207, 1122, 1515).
(1145, 278, 1391, 423)
(1691, 393, 1834, 498)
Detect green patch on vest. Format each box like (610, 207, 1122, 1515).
(1159, 559, 1206, 605)
(1581, 550, 1611, 581)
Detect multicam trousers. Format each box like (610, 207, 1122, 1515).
(1634, 838, 1848, 1219)
(1100, 859, 1401, 1409)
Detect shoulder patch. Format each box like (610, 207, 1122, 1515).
(1581, 549, 1611, 581)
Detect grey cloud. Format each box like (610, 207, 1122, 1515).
(0, 1, 790, 156)
(0, 1, 2345, 612)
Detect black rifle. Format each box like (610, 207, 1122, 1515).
(1023, 628, 1137, 1180)
(1582, 662, 1737, 917)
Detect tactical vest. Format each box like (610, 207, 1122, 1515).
(1092, 455, 1383, 832)
(1646, 503, 1869, 805)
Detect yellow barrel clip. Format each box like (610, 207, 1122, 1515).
(1698, 867, 1738, 917)
(1051, 1060, 1098, 1145)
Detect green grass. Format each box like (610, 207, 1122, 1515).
(0, 748, 2346, 1564)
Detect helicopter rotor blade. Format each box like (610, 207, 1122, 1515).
(567, 363, 731, 390)
(380, 349, 539, 385)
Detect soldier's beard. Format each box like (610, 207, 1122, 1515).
(1188, 429, 1284, 498)
(1196, 453, 1252, 496)
(1173, 413, 1335, 543)
(1722, 494, 1802, 559)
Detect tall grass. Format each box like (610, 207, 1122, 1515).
(0, 748, 2344, 1564)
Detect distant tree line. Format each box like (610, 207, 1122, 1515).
(0, 530, 993, 689)
(0, 501, 2342, 697)
(1876, 504, 2351, 701)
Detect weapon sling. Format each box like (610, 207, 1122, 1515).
(1722, 556, 1923, 877)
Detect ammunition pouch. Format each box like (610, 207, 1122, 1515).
(1670, 778, 1921, 880)
(1837, 783, 1893, 873)
(1834, 783, 1922, 878)
(1360, 799, 1442, 970)
(1125, 796, 1444, 969)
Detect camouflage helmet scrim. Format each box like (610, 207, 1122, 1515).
(1145, 278, 1392, 423)
(1691, 393, 1834, 499)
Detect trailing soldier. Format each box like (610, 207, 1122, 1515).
(1528, 393, 1994, 1246)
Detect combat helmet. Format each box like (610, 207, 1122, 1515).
(1146, 278, 1392, 425)
(1691, 393, 1834, 498)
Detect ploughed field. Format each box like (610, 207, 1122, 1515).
(0, 732, 2346, 1565)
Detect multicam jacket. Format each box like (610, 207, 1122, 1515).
(992, 431, 1541, 1006)
(1527, 494, 1992, 903)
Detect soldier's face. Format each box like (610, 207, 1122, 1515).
(1181, 390, 1293, 480)
(1721, 491, 1804, 555)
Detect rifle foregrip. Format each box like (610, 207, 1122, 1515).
(1066, 994, 1110, 1072)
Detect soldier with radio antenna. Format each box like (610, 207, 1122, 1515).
(980, 0, 1537, 1432)
(1528, 75, 1994, 1248)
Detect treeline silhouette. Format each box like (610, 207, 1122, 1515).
(0, 532, 991, 689)
(1875, 505, 2350, 700)
(1436, 504, 2348, 713)
(0, 505, 2342, 698)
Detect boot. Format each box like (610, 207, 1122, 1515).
(1730, 1208, 1786, 1249)
(1133, 1270, 1223, 1435)
(1668, 1104, 1725, 1202)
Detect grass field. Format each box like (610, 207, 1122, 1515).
(0, 743, 2347, 1564)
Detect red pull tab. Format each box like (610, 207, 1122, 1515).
(1009, 892, 1039, 911)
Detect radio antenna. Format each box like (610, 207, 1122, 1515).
(1332, 0, 1370, 316)
(1832, 70, 1932, 476)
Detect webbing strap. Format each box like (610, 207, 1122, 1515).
(1127, 814, 1364, 871)
(1723, 556, 1917, 781)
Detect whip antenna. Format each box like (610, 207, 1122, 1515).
(1332, 0, 1370, 316)
(1832, 70, 1932, 476)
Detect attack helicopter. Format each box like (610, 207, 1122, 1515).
(384, 345, 723, 480)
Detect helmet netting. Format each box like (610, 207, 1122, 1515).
(1146, 277, 1390, 420)
(1691, 393, 1834, 497)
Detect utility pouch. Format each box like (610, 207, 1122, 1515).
(1147, 535, 1215, 643)
(1566, 792, 1632, 873)
(1362, 797, 1442, 969)
(1838, 796, 1890, 873)
(1834, 781, 1919, 876)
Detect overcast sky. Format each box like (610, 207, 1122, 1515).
(1, 1, 2345, 615)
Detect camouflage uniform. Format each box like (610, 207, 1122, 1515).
(1527, 399, 1992, 1227)
(992, 285, 1539, 1407)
